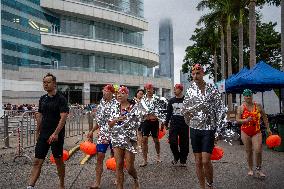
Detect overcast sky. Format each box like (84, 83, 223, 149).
(143, 0, 281, 84)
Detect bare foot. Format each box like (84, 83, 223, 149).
(156, 155, 161, 163)
(248, 170, 254, 176)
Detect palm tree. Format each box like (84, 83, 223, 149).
(197, 0, 234, 110)
(249, 0, 257, 68)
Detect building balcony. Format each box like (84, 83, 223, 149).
(40, 0, 148, 32)
(41, 32, 159, 67)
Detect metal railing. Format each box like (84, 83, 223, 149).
(0, 108, 88, 162)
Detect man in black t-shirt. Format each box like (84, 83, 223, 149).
(164, 84, 189, 167)
(27, 73, 69, 189)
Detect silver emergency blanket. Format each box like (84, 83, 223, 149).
(108, 101, 144, 154)
(95, 98, 118, 144)
(140, 94, 168, 122)
(181, 82, 227, 135)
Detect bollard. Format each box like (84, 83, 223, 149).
(3, 115, 10, 148)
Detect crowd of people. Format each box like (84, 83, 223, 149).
(25, 63, 272, 189)
(3, 103, 38, 112)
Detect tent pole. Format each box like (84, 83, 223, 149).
(280, 88, 282, 113)
(262, 92, 264, 109)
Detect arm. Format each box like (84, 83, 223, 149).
(86, 121, 100, 141)
(48, 112, 68, 144)
(257, 104, 272, 135)
(164, 99, 173, 128)
(35, 112, 42, 140)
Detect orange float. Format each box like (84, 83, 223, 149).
(266, 135, 281, 148)
(211, 146, 224, 160)
(105, 157, 126, 171)
(50, 150, 69, 163)
(158, 128, 166, 140)
(80, 141, 97, 155)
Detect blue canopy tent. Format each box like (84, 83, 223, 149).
(225, 61, 284, 112)
(225, 67, 249, 93)
(226, 61, 284, 93)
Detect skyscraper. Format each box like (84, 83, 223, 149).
(156, 18, 174, 83)
(0, 0, 172, 109)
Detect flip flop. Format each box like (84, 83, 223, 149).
(139, 163, 148, 167)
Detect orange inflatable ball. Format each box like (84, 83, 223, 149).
(158, 128, 166, 140)
(80, 141, 97, 155)
(266, 135, 282, 148)
(106, 157, 116, 171)
(50, 150, 69, 163)
(211, 146, 224, 160)
(105, 157, 127, 171)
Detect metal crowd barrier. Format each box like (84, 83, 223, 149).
(0, 108, 86, 162)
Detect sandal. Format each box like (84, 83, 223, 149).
(139, 162, 148, 167)
(206, 181, 213, 189)
(255, 166, 266, 179)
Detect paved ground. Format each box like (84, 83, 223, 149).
(1, 136, 284, 189)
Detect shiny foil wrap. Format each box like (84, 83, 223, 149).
(181, 82, 227, 136)
(108, 101, 144, 154)
(140, 94, 168, 122)
(95, 98, 118, 144)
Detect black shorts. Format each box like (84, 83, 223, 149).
(190, 128, 215, 154)
(35, 135, 64, 159)
(141, 120, 159, 138)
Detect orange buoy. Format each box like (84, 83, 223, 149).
(266, 135, 281, 148)
(80, 141, 97, 155)
(211, 146, 224, 160)
(158, 128, 166, 140)
(50, 149, 69, 163)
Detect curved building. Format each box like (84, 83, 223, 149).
(0, 0, 171, 105)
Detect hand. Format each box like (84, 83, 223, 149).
(245, 117, 253, 123)
(160, 124, 165, 131)
(117, 116, 126, 122)
(266, 128, 272, 136)
(161, 122, 169, 130)
(36, 131, 40, 141)
(87, 131, 93, 142)
(47, 133, 58, 144)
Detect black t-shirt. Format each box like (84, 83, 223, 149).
(165, 96, 187, 128)
(38, 92, 69, 138)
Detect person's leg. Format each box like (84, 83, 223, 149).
(153, 137, 161, 162)
(194, 153, 205, 189)
(54, 158, 65, 189)
(90, 152, 106, 188)
(137, 127, 143, 152)
(113, 148, 125, 189)
(151, 121, 161, 162)
(125, 150, 140, 189)
(140, 136, 148, 166)
(252, 132, 265, 177)
(241, 131, 253, 175)
(169, 127, 180, 164)
(28, 136, 49, 187)
(140, 121, 150, 166)
(202, 152, 213, 189)
(28, 158, 45, 187)
(190, 128, 205, 189)
(51, 139, 65, 189)
(179, 126, 189, 165)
